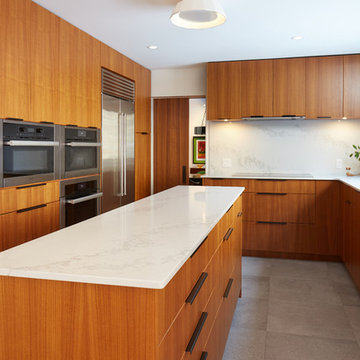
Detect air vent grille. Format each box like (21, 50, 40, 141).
(102, 68, 135, 102)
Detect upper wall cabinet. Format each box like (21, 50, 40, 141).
(305, 56, 343, 119)
(207, 62, 241, 120)
(273, 58, 306, 117)
(59, 19, 101, 128)
(134, 65, 151, 134)
(241, 59, 273, 118)
(0, 0, 30, 121)
(344, 55, 360, 119)
(30, 2, 60, 124)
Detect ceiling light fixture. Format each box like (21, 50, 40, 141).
(147, 45, 158, 50)
(291, 35, 303, 40)
(170, 0, 226, 30)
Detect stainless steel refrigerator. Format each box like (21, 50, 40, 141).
(101, 93, 135, 213)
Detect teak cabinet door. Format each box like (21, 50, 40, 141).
(59, 18, 101, 128)
(134, 66, 151, 133)
(305, 56, 343, 119)
(0, 0, 30, 121)
(273, 58, 306, 117)
(135, 133, 151, 200)
(241, 59, 273, 117)
(30, 2, 60, 124)
(344, 54, 360, 119)
(207, 62, 241, 120)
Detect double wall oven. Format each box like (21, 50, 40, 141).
(1, 119, 60, 187)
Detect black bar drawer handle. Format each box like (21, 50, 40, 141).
(237, 211, 243, 217)
(200, 352, 208, 360)
(224, 278, 234, 298)
(17, 204, 47, 213)
(182, 165, 187, 184)
(186, 272, 208, 305)
(317, 116, 331, 119)
(186, 312, 208, 354)
(16, 183, 47, 190)
(345, 200, 352, 205)
(223, 227, 234, 241)
(256, 192, 287, 196)
(256, 221, 287, 225)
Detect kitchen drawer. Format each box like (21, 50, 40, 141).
(203, 178, 250, 193)
(243, 221, 318, 254)
(250, 179, 315, 194)
(244, 193, 315, 224)
(0, 201, 60, 251)
(0, 181, 60, 215)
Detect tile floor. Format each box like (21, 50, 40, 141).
(222, 257, 360, 360)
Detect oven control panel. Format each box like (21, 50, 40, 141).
(3, 122, 54, 140)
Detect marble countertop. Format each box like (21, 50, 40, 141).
(202, 174, 360, 192)
(0, 186, 244, 289)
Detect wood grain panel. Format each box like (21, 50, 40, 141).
(30, 2, 60, 124)
(344, 54, 360, 119)
(273, 57, 306, 116)
(207, 62, 241, 120)
(134, 65, 151, 133)
(305, 56, 343, 119)
(135, 133, 151, 200)
(0, 201, 59, 251)
(59, 18, 101, 128)
(0, 0, 30, 120)
(154, 98, 189, 193)
(251, 179, 315, 194)
(241, 59, 273, 117)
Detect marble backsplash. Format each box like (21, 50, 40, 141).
(206, 119, 360, 177)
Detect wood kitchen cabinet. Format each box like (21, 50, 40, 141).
(273, 58, 306, 117)
(59, 18, 101, 128)
(207, 62, 242, 120)
(135, 133, 151, 200)
(30, 2, 60, 124)
(0, 0, 30, 121)
(344, 54, 360, 119)
(0, 201, 59, 251)
(305, 56, 343, 119)
(241, 59, 274, 117)
(135, 65, 151, 134)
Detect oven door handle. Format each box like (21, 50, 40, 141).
(65, 142, 102, 147)
(4, 140, 60, 147)
(65, 192, 103, 205)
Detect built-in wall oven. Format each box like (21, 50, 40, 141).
(1, 119, 60, 187)
(60, 126, 101, 179)
(60, 175, 102, 228)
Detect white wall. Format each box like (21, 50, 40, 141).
(207, 119, 360, 177)
(189, 99, 206, 172)
(151, 64, 206, 97)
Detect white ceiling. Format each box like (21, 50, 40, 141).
(33, 0, 360, 70)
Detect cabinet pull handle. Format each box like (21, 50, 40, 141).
(16, 183, 46, 190)
(136, 131, 149, 135)
(186, 312, 208, 354)
(186, 272, 208, 305)
(317, 116, 331, 119)
(226, 204, 233, 213)
(223, 227, 234, 241)
(282, 114, 297, 117)
(345, 200, 352, 205)
(200, 352, 208, 360)
(257, 221, 287, 225)
(17, 204, 47, 214)
(224, 278, 234, 298)
(190, 236, 208, 258)
(256, 192, 287, 196)
(237, 211, 243, 217)
(212, 178, 225, 180)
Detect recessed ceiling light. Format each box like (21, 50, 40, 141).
(147, 45, 158, 50)
(291, 35, 303, 40)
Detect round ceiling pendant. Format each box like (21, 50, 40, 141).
(170, 0, 226, 30)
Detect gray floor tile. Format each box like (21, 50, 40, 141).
(242, 276, 270, 300)
(354, 331, 360, 348)
(327, 262, 354, 285)
(223, 327, 266, 360)
(242, 257, 273, 277)
(271, 259, 328, 279)
(332, 280, 360, 306)
(232, 298, 269, 330)
(268, 300, 355, 340)
(270, 276, 342, 306)
(345, 306, 360, 331)
(265, 331, 360, 360)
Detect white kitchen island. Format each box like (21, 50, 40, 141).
(0, 185, 244, 360)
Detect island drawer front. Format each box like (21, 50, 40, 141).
(0, 201, 60, 251)
(243, 221, 318, 254)
(0, 181, 60, 215)
(243, 193, 316, 224)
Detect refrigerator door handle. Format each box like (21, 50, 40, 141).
(123, 113, 127, 196)
(118, 112, 124, 197)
